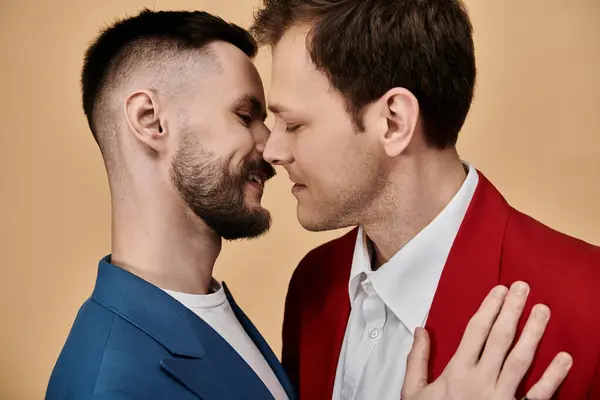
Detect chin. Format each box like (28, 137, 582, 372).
(297, 201, 358, 232)
(297, 209, 336, 232)
(246, 202, 268, 213)
(244, 196, 265, 208)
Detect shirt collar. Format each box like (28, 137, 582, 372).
(162, 279, 226, 310)
(348, 163, 480, 335)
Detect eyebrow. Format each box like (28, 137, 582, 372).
(268, 103, 291, 115)
(233, 94, 268, 121)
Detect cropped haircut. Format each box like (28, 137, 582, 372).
(82, 9, 257, 146)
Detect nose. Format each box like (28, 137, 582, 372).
(254, 122, 270, 155)
(263, 124, 293, 166)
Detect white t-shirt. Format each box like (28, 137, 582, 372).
(163, 281, 288, 400)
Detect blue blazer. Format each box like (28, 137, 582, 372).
(46, 257, 296, 400)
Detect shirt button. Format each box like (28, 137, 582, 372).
(368, 328, 380, 339)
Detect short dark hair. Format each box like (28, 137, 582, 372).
(82, 9, 257, 142)
(251, 0, 476, 148)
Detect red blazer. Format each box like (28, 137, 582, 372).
(282, 173, 600, 399)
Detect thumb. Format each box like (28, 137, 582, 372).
(402, 327, 430, 399)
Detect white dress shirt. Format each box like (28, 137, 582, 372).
(332, 163, 479, 400)
(163, 281, 289, 400)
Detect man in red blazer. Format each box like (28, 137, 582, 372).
(250, 0, 600, 399)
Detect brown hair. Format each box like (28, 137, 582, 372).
(251, 0, 476, 148)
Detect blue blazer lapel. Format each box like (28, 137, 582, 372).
(92, 257, 275, 400)
(160, 318, 275, 400)
(223, 283, 297, 400)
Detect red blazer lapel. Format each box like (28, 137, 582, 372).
(425, 172, 511, 380)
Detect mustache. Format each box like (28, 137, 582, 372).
(239, 158, 277, 181)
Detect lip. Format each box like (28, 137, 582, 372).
(288, 175, 304, 186)
(247, 170, 268, 186)
(246, 180, 264, 195)
(254, 171, 268, 184)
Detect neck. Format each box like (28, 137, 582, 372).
(110, 183, 221, 295)
(363, 148, 467, 269)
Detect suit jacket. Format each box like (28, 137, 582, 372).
(47, 257, 295, 400)
(282, 172, 600, 399)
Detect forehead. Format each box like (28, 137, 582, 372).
(202, 41, 266, 105)
(271, 25, 313, 77)
(268, 26, 348, 119)
(269, 26, 332, 101)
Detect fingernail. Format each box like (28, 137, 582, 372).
(533, 304, 550, 321)
(493, 285, 508, 297)
(511, 281, 530, 296)
(556, 352, 573, 368)
(414, 327, 423, 339)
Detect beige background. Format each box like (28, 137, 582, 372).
(1, 0, 599, 398)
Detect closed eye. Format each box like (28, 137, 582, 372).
(286, 124, 302, 134)
(237, 113, 253, 127)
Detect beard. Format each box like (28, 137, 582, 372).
(169, 134, 276, 240)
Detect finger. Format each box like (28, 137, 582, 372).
(478, 281, 530, 378)
(402, 328, 430, 399)
(496, 304, 550, 395)
(450, 285, 508, 367)
(525, 352, 573, 400)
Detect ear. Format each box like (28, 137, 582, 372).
(377, 88, 419, 157)
(124, 90, 167, 152)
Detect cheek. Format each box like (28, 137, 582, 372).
(228, 120, 257, 153)
(295, 137, 356, 194)
(207, 123, 257, 165)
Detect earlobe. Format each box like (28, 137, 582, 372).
(381, 88, 419, 157)
(124, 90, 166, 152)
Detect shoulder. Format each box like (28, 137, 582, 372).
(47, 299, 118, 398)
(55, 298, 119, 365)
(292, 228, 359, 285)
(47, 300, 169, 398)
(501, 208, 600, 326)
(504, 208, 600, 275)
(80, 392, 139, 400)
(283, 228, 358, 317)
